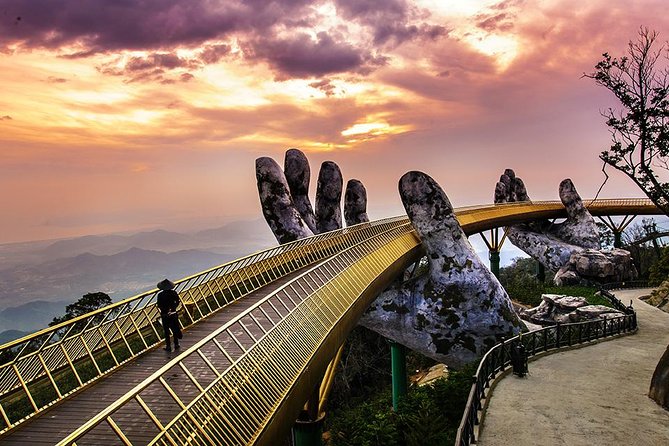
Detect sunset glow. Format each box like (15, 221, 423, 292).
(1, 0, 668, 243)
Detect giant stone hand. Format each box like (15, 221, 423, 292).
(256, 149, 369, 244)
(358, 171, 523, 367)
(495, 169, 637, 285)
(256, 150, 522, 368)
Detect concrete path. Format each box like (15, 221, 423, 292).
(478, 289, 669, 446)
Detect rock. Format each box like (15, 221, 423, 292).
(555, 249, 638, 286)
(344, 179, 369, 226)
(416, 363, 449, 387)
(574, 305, 624, 319)
(359, 171, 523, 368)
(546, 295, 588, 311)
(284, 149, 317, 233)
(256, 157, 314, 244)
(649, 345, 669, 409)
(315, 161, 343, 233)
(521, 295, 621, 326)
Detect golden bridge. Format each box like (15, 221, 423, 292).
(0, 199, 660, 445)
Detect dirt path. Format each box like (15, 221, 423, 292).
(478, 289, 669, 446)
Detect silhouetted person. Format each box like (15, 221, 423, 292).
(156, 279, 182, 352)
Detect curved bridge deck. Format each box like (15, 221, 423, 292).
(0, 198, 660, 444)
(1, 267, 313, 445)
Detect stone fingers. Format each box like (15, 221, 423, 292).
(315, 161, 343, 233)
(284, 149, 317, 233)
(255, 157, 314, 244)
(344, 179, 369, 226)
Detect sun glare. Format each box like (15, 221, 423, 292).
(463, 32, 519, 70)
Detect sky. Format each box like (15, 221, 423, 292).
(1, 0, 668, 244)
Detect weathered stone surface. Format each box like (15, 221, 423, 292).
(521, 294, 622, 326)
(256, 157, 314, 244)
(315, 161, 343, 233)
(650, 345, 669, 409)
(359, 171, 523, 368)
(344, 179, 369, 226)
(573, 305, 624, 320)
(284, 148, 317, 233)
(495, 169, 637, 285)
(544, 294, 588, 311)
(555, 248, 638, 285)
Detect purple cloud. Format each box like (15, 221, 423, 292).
(334, 0, 446, 45)
(247, 31, 381, 78)
(0, 0, 312, 54)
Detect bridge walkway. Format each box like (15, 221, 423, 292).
(1, 265, 319, 445)
(477, 290, 669, 446)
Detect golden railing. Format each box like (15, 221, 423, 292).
(0, 216, 406, 435)
(0, 196, 660, 441)
(57, 222, 423, 445)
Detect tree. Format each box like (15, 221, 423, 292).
(49, 292, 112, 326)
(587, 27, 669, 410)
(585, 27, 669, 213)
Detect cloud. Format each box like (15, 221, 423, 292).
(246, 31, 385, 79)
(476, 13, 514, 32)
(45, 76, 67, 83)
(334, 0, 447, 46)
(0, 115, 12, 120)
(309, 79, 338, 96)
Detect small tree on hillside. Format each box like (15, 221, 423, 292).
(585, 27, 669, 212)
(50, 292, 112, 326)
(587, 27, 669, 409)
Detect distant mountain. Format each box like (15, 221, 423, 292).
(0, 329, 31, 345)
(0, 300, 69, 333)
(0, 247, 234, 311)
(0, 218, 277, 333)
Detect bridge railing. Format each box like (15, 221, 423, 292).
(455, 283, 645, 446)
(0, 215, 408, 435)
(56, 222, 422, 445)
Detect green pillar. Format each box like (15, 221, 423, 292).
(614, 231, 622, 248)
(292, 385, 323, 446)
(390, 341, 407, 411)
(536, 261, 546, 282)
(489, 250, 500, 278)
(293, 415, 324, 446)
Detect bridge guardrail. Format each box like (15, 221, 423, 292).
(56, 222, 422, 445)
(0, 197, 658, 438)
(0, 216, 407, 435)
(455, 282, 648, 446)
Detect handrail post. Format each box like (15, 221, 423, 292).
(555, 322, 561, 349)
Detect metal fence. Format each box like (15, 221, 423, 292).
(454, 283, 647, 446)
(0, 216, 407, 435)
(56, 222, 422, 444)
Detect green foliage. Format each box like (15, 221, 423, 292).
(327, 364, 476, 446)
(499, 257, 553, 306)
(499, 257, 606, 307)
(50, 292, 112, 326)
(649, 246, 669, 285)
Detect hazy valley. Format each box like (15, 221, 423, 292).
(0, 219, 275, 341)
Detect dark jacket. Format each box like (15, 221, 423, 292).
(157, 289, 180, 316)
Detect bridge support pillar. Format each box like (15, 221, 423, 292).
(292, 415, 325, 446)
(481, 228, 508, 278)
(597, 215, 636, 248)
(389, 340, 408, 411)
(536, 261, 546, 282)
(489, 250, 500, 278)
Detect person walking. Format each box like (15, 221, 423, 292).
(156, 279, 183, 352)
